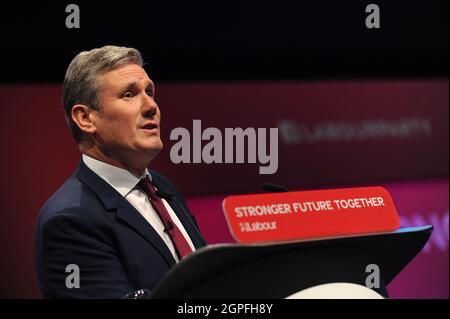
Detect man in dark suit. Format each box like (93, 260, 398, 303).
(34, 45, 207, 298)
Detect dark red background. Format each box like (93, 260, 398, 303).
(0, 79, 447, 298)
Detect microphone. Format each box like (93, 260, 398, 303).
(164, 221, 174, 234)
(154, 189, 177, 233)
(155, 189, 174, 200)
(155, 187, 203, 235)
(262, 182, 290, 193)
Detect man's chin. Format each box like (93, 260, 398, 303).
(140, 141, 163, 155)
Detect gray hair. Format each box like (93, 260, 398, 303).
(62, 45, 144, 143)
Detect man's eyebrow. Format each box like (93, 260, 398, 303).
(120, 81, 155, 91)
(145, 81, 155, 91)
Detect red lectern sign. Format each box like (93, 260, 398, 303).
(223, 187, 400, 244)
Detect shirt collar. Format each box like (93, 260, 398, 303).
(82, 154, 151, 197)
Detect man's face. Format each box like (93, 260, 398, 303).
(92, 64, 163, 160)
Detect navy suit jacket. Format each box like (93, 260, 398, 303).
(34, 160, 207, 298)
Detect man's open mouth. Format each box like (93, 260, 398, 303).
(141, 123, 158, 130)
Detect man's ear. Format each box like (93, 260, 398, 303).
(71, 104, 97, 135)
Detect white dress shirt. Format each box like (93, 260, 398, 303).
(82, 154, 195, 262)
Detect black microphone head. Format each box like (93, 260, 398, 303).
(155, 189, 174, 200)
(163, 221, 174, 234)
(262, 182, 290, 192)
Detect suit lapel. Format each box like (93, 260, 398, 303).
(75, 160, 176, 266)
(116, 200, 176, 265)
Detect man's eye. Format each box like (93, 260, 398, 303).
(146, 90, 154, 97)
(123, 91, 134, 99)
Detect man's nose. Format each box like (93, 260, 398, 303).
(142, 93, 158, 118)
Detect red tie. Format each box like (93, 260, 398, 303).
(138, 177, 193, 259)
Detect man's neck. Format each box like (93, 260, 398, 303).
(80, 144, 150, 176)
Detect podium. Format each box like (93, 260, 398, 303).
(150, 226, 432, 298)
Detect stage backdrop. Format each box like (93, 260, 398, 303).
(0, 79, 447, 298)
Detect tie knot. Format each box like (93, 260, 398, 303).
(138, 177, 157, 199)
